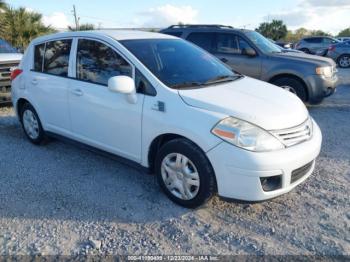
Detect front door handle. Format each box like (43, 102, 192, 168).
(31, 79, 38, 85)
(72, 89, 83, 96)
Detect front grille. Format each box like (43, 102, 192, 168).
(0, 61, 19, 104)
(291, 161, 314, 184)
(271, 118, 313, 147)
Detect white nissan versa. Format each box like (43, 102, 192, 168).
(11, 31, 322, 208)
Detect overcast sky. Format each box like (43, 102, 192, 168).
(9, 0, 350, 34)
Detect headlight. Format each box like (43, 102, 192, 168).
(211, 117, 284, 152)
(316, 66, 333, 78)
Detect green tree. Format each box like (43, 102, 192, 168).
(0, 7, 55, 50)
(338, 27, 350, 37)
(0, 0, 7, 10)
(256, 20, 288, 41)
(68, 23, 96, 31)
(309, 30, 331, 37)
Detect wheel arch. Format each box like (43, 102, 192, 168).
(16, 98, 31, 120)
(147, 133, 215, 176)
(268, 73, 309, 101)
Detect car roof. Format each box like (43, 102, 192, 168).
(32, 30, 175, 44)
(161, 25, 252, 34)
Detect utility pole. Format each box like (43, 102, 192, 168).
(72, 5, 79, 31)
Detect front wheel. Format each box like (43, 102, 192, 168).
(272, 77, 308, 102)
(155, 138, 216, 208)
(20, 103, 47, 145)
(337, 54, 350, 68)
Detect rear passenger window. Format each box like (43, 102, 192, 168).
(34, 43, 45, 72)
(76, 39, 132, 86)
(305, 38, 322, 43)
(187, 33, 215, 51)
(43, 40, 72, 77)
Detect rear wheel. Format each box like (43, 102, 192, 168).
(155, 138, 216, 208)
(337, 54, 350, 68)
(20, 103, 47, 145)
(272, 77, 308, 102)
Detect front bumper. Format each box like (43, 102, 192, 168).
(206, 120, 322, 201)
(305, 74, 338, 103)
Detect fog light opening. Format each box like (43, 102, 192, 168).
(260, 175, 282, 192)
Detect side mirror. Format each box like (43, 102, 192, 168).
(108, 75, 137, 104)
(242, 47, 256, 57)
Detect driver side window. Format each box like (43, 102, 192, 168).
(216, 34, 254, 55)
(76, 39, 132, 86)
(238, 37, 254, 54)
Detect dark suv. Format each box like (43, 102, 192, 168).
(160, 25, 338, 103)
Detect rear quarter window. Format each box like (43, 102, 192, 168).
(33, 43, 45, 72)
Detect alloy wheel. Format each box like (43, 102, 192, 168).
(281, 86, 297, 95)
(339, 56, 350, 68)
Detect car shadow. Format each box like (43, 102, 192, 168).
(0, 114, 191, 224)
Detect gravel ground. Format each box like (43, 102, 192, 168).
(0, 69, 349, 256)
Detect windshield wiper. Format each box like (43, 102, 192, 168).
(204, 75, 240, 85)
(170, 81, 203, 89)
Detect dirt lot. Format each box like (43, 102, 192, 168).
(0, 69, 349, 256)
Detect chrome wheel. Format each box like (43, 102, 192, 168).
(23, 110, 39, 140)
(161, 153, 200, 200)
(281, 86, 297, 94)
(339, 56, 350, 68)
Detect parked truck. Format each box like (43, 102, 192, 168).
(0, 39, 22, 105)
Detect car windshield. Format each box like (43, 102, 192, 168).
(0, 39, 18, 53)
(245, 31, 282, 54)
(121, 39, 240, 89)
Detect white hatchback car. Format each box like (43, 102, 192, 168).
(11, 31, 322, 208)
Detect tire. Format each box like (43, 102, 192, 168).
(155, 138, 216, 208)
(300, 48, 310, 54)
(20, 103, 47, 145)
(272, 77, 308, 102)
(337, 54, 350, 68)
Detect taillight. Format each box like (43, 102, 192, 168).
(10, 68, 22, 81)
(328, 45, 336, 51)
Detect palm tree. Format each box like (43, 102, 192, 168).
(0, 7, 55, 50)
(0, 0, 7, 10)
(68, 23, 96, 31)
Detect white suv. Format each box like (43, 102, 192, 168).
(11, 31, 322, 208)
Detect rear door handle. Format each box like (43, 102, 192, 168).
(72, 89, 83, 96)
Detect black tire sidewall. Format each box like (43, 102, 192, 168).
(20, 103, 46, 145)
(272, 77, 308, 102)
(300, 48, 310, 54)
(155, 138, 216, 208)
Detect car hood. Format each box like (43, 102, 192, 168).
(0, 53, 23, 63)
(178, 77, 309, 130)
(271, 51, 336, 66)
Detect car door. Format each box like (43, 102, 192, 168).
(68, 38, 144, 162)
(310, 37, 323, 53)
(213, 33, 262, 79)
(28, 39, 72, 132)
